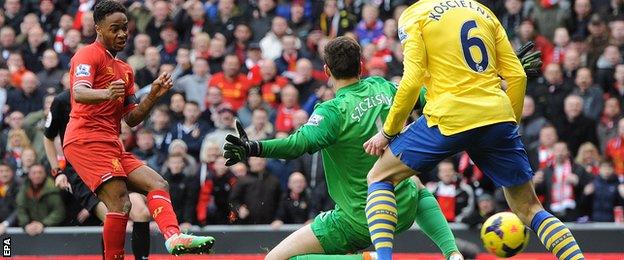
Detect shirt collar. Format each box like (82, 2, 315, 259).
(336, 79, 363, 96)
(94, 41, 115, 59)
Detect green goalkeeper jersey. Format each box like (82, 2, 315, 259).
(260, 76, 416, 231)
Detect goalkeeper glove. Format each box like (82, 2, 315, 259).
(223, 120, 262, 166)
(515, 41, 543, 78)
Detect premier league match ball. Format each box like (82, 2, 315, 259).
(480, 212, 530, 258)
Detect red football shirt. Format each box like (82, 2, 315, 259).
(208, 73, 251, 110)
(64, 41, 137, 146)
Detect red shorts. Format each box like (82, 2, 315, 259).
(63, 140, 144, 192)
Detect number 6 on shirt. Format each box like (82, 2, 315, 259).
(460, 20, 489, 73)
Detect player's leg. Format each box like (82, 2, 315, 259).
(265, 224, 324, 260)
(129, 192, 150, 260)
(366, 149, 415, 260)
(96, 178, 133, 260)
(468, 122, 584, 260)
(410, 177, 462, 259)
(126, 162, 214, 255)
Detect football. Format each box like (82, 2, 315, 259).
(480, 212, 530, 258)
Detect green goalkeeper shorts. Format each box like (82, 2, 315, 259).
(311, 188, 418, 254)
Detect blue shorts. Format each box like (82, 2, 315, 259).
(389, 116, 533, 187)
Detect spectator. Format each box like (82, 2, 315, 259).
(197, 156, 237, 225)
(22, 94, 54, 162)
(291, 109, 309, 130)
(605, 118, 624, 182)
(275, 85, 300, 133)
(36, 50, 64, 94)
(7, 72, 44, 116)
(226, 24, 253, 63)
(164, 139, 198, 178)
(552, 27, 570, 64)
(255, 59, 289, 107)
(37, 0, 60, 39)
(355, 4, 384, 46)
(146, 104, 172, 151)
(157, 24, 179, 65)
(427, 159, 475, 223)
(202, 107, 237, 151)
(16, 14, 40, 45)
(135, 46, 161, 88)
(4, 130, 32, 176)
(260, 16, 291, 60)
(190, 32, 211, 62)
(174, 58, 211, 111)
(144, 0, 171, 46)
(526, 0, 571, 41)
(171, 48, 192, 80)
(245, 108, 275, 141)
(174, 0, 211, 45)
(126, 33, 151, 71)
(530, 63, 573, 121)
(609, 64, 624, 104)
(553, 95, 599, 156)
(598, 97, 622, 152)
(587, 15, 611, 71)
(572, 68, 604, 121)
(164, 101, 211, 160)
(250, 0, 277, 42)
(2, 0, 23, 34)
(162, 153, 197, 229)
(566, 0, 593, 39)
(513, 19, 554, 66)
(366, 57, 388, 78)
(208, 0, 243, 44)
(0, 68, 11, 124)
(230, 157, 281, 224)
(271, 172, 311, 229)
(58, 29, 81, 66)
(168, 92, 185, 123)
(290, 58, 322, 105)
(575, 142, 602, 175)
(79, 11, 96, 44)
(562, 48, 582, 83)
(208, 54, 252, 110)
(16, 164, 65, 235)
(0, 27, 17, 62)
(275, 35, 303, 76)
(292, 150, 333, 217)
(244, 42, 264, 81)
(0, 164, 19, 234)
(0, 111, 25, 158)
(237, 87, 275, 128)
(582, 160, 624, 222)
(501, 0, 524, 40)
(21, 26, 47, 73)
(7, 52, 30, 88)
(266, 131, 297, 190)
(202, 86, 232, 126)
(51, 15, 73, 57)
(596, 45, 622, 91)
(528, 125, 559, 171)
(534, 142, 592, 221)
(457, 151, 496, 196)
(132, 129, 163, 171)
(460, 193, 497, 229)
(207, 37, 227, 74)
(520, 96, 550, 149)
(289, 3, 313, 40)
(315, 0, 356, 39)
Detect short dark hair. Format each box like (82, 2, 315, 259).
(94, 0, 127, 25)
(185, 100, 200, 107)
(323, 36, 361, 79)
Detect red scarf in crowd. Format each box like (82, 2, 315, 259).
(550, 160, 576, 213)
(435, 183, 457, 221)
(538, 145, 555, 169)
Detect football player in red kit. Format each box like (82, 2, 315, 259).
(63, 1, 214, 258)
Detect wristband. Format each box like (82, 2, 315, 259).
(382, 130, 397, 140)
(247, 141, 262, 157)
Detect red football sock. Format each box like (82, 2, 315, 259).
(147, 189, 180, 239)
(103, 212, 128, 260)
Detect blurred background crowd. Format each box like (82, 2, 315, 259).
(0, 0, 623, 236)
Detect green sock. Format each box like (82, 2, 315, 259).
(415, 188, 459, 258)
(289, 254, 363, 260)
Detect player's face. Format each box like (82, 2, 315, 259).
(97, 12, 128, 52)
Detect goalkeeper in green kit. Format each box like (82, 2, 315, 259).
(223, 36, 462, 260)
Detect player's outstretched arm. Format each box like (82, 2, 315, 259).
(124, 73, 173, 127)
(74, 81, 125, 104)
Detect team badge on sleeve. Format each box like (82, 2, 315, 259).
(306, 114, 324, 126)
(75, 64, 91, 77)
(398, 26, 409, 43)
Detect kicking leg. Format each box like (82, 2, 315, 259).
(504, 181, 584, 260)
(128, 165, 214, 255)
(96, 178, 132, 260)
(129, 193, 150, 260)
(365, 149, 416, 260)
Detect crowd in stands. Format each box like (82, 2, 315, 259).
(0, 0, 624, 236)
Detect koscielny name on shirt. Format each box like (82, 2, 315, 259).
(351, 94, 393, 122)
(428, 0, 492, 21)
